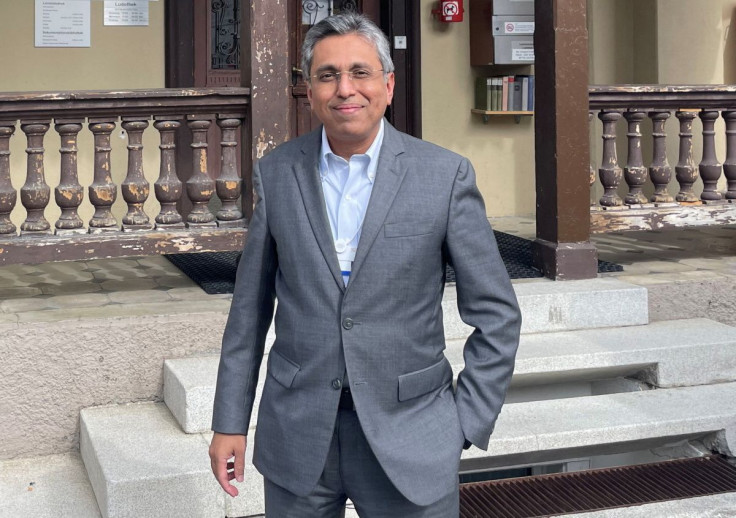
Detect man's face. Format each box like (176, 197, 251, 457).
(307, 33, 395, 157)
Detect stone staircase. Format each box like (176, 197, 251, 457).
(4, 277, 736, 517)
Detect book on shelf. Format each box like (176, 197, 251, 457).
(519, 75, 529, 111)
(512, 76, 523, 111)
(475, 74, 535, 114)
(528, 75, 535, 111)
(474, 77, 492, 111)
(493, 77, 501, 111)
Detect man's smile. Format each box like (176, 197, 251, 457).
(333, 103, 364, 115)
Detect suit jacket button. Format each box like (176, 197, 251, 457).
(342, 318, 354, 330)
(332, 378, 342, 390)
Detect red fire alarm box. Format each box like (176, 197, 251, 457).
(432, 0, 464, 22)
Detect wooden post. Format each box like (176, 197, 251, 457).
(532, 0, 598, 280)
(241, 0, 290, 221)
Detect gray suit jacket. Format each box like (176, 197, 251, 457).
(212, 122, 521, 506)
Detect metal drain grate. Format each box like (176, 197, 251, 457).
(459, 455, 736, 517)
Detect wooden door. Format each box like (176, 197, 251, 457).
(290, 1, 381, 138)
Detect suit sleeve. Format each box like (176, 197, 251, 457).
(212, 160, 278, 435)
(444, 157, 522, 450)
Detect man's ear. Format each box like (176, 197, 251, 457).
(385, 72, 396, 106)
(306, 83, 313, 105)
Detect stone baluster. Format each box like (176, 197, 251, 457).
(153, 117, 184, 228)
(589, 112, 596, 188)
(54, 119, 85, 233)
(724, 111, 736, 200)
(121, 118, 151, 230)
(597, 110, 623, 206)
(186, 117, 216, 226)
(20, 120, 52, 233)
(648, 111, 674, 203)
(0, 122, 17, 235)
(698, 110, 723, 201)
(88, 119, 118, 231)
(215, 116, 244, 227)
(623, 110, 647, 205)
(675, 110, 699, 202)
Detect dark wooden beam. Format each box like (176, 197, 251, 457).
(0, 229, 247, 266)
(591, 203, 736, 233)
(532, 0, 598, 280)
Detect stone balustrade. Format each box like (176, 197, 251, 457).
(0, 88, 250, 265)
(589, 85, 736, 232)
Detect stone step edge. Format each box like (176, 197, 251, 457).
(80, 383, 736, 518)
(164, 318, 736, 434)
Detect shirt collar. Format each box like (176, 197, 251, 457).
(320, 119, 384, 183)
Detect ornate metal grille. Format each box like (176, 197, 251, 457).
(211, 0, 240, 70)
(302, 1, 359, 26)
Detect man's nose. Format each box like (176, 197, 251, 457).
(335, 73, 357, 98)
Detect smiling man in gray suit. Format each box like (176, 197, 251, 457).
(209, 12, 521, 518)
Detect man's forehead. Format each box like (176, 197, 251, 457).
(312, 33, 380, 61)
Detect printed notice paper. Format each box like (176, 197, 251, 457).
(35, 0, 91, 48)
(104, 1, 149, 26)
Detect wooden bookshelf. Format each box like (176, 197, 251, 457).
(471, 109, 533, 124)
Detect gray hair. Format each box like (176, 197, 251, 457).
(301, 12, 394, 82)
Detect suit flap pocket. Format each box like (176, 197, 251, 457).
(398, 357, 452, 401)
(384, 220, 434, 238)
(267, 349, 300, 388)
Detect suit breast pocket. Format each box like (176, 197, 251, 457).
(384, 219, 435, 239)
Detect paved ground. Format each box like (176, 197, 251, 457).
(1, 217, 735, 517)
(0, 217, 734, 324)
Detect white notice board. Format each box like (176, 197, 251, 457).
(104, 1, 149, 26)
(35, 0, 91, 48)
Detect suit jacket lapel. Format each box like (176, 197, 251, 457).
(348, 123, 407, 288)
(293, 129, 345, 291)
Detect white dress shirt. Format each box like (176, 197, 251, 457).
(319, 119, 384, 286)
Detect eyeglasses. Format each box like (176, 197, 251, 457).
(311, 68, 385, 84)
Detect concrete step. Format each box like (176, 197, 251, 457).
(447, 277, 648, 338)
(80, 402, 260, 518)
(81, 383, 736, 518)
(462, 382, 736, 471)
(0, 452, 102, 518)
(165, 318, 736, 434)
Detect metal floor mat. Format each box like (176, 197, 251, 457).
(459, 455, 736, 517)
(166, 230, 622, 294)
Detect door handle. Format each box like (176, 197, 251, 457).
(292, 66, 304, 85)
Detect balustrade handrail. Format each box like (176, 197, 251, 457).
(589, 84, 736, 110)
(0, 87, 250, 119)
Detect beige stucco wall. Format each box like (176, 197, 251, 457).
(419, 0, 536, 218)
(0, 1, 165, 229)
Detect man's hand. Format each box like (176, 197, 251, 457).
(209, 432, 247, 497)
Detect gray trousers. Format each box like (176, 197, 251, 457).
(264, 408, 460, 518)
